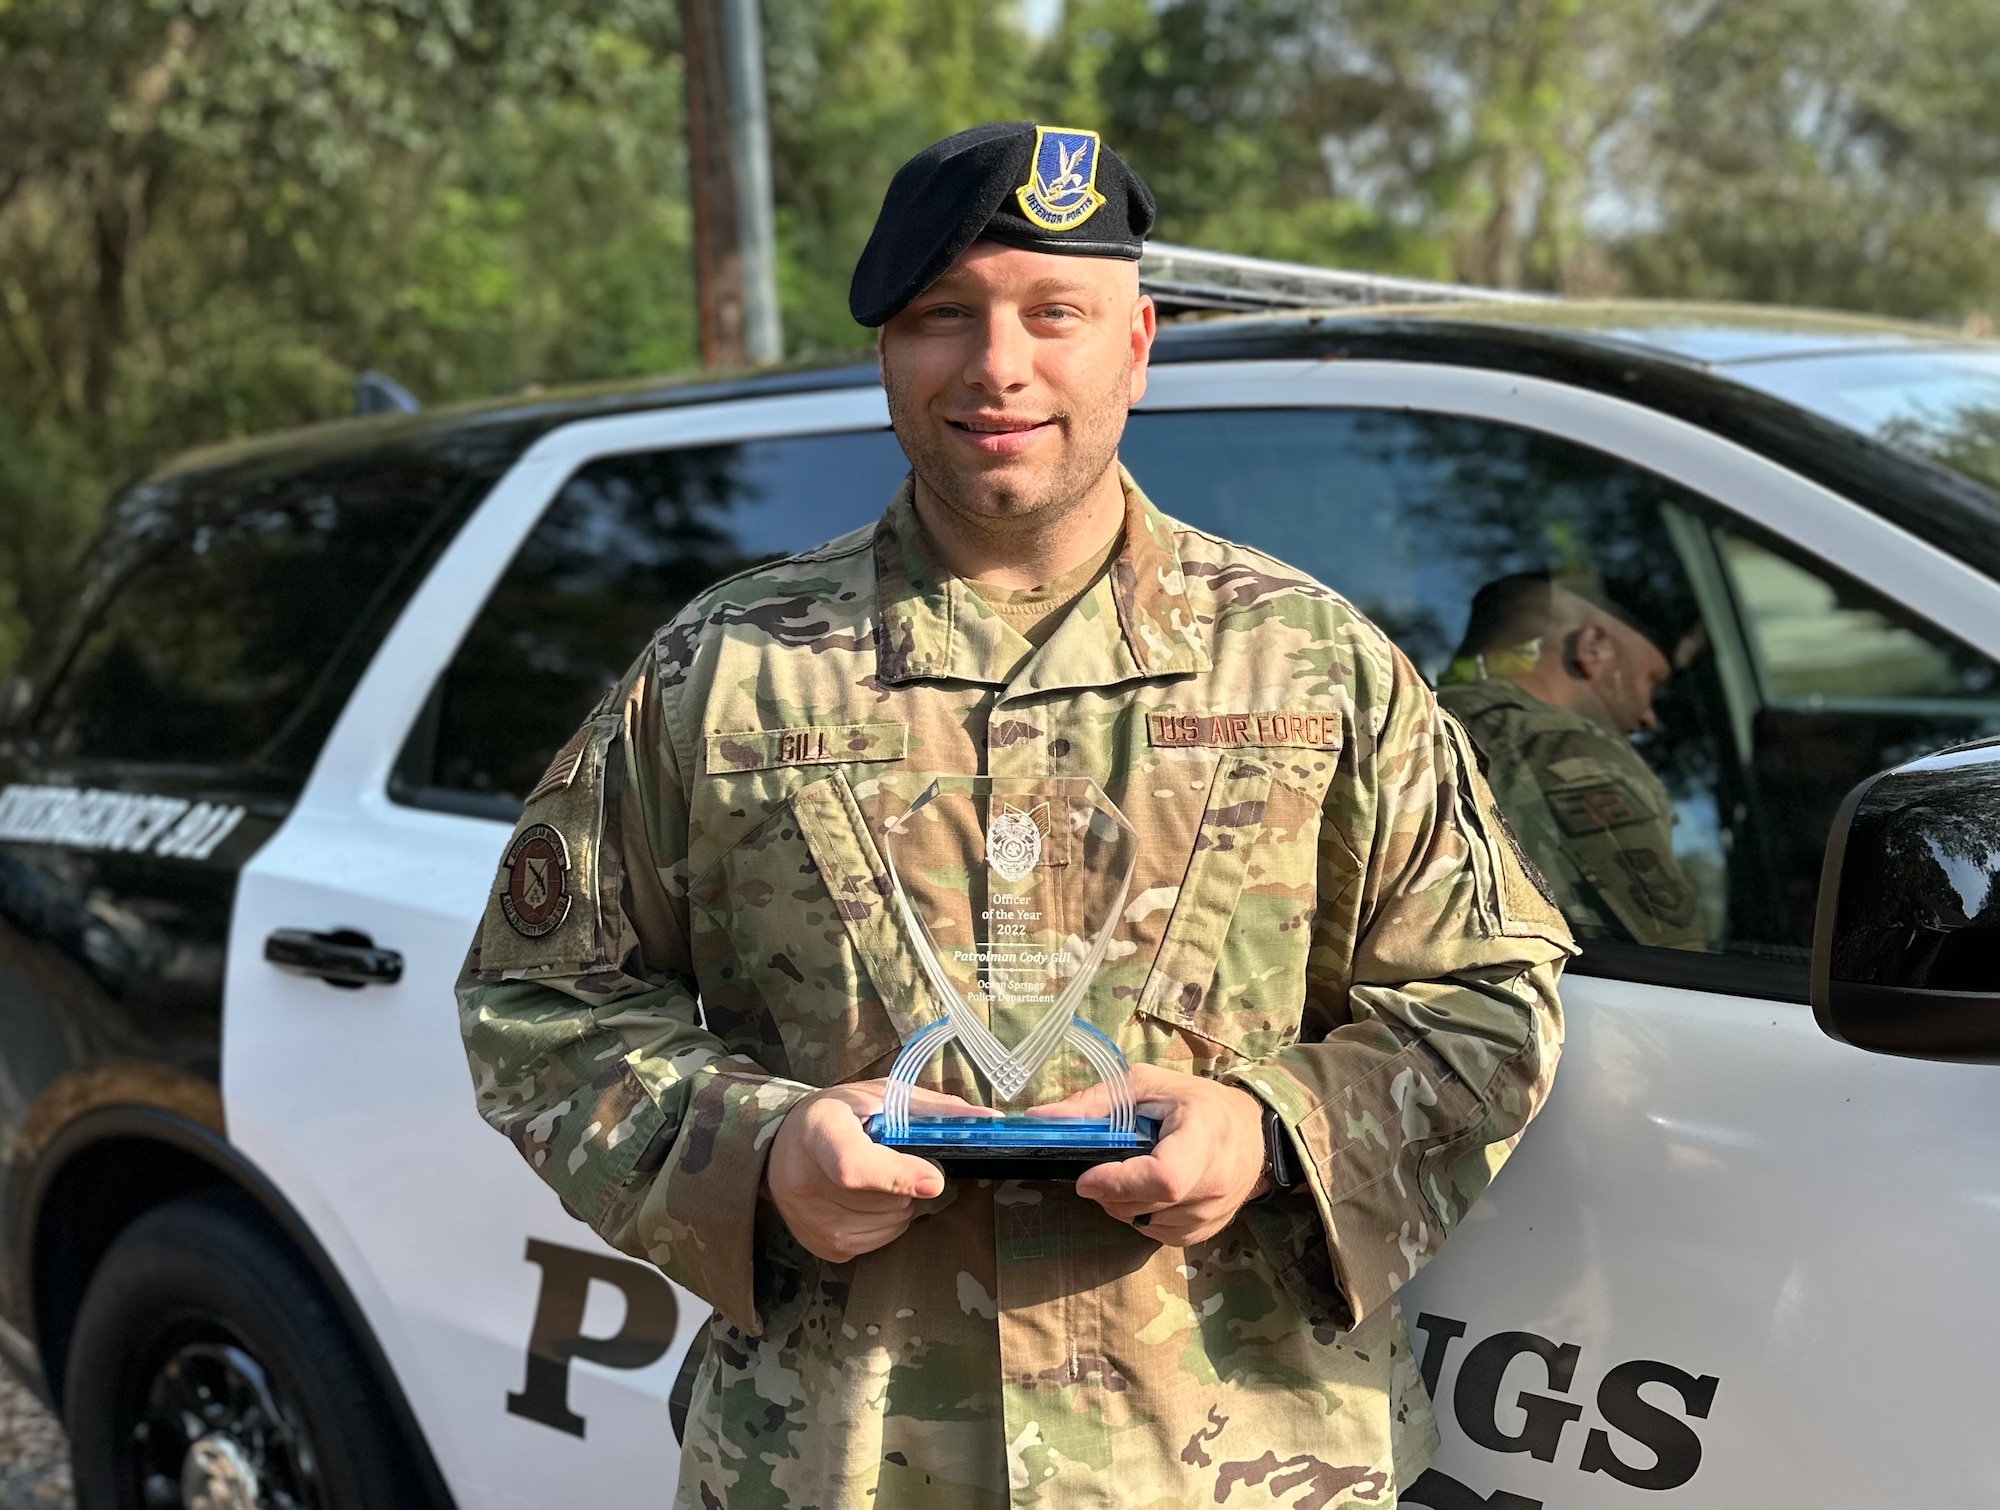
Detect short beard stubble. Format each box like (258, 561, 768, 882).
(884, 342, 1136, 550)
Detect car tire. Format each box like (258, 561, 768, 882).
(64, 1188, 429, 1510)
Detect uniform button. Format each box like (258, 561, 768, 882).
(1050, 738, 1071, 758)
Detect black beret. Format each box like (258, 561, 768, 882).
(849, 121, 1156, 327)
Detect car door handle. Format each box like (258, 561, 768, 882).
(264, 928, 404, 989)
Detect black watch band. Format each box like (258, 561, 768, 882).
(1258, 1103, 1299, 1198)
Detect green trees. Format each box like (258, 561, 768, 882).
(764, 0, 1036, 353)
(1618, 0, 2000, 317)
(0, 0, 690, 663)
(1, 0, 1998, 670)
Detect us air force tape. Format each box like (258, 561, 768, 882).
(848, 121, 1156, 328)
(501, 823, 572, 938)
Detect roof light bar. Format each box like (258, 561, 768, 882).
(1139, 241, 1552, 316)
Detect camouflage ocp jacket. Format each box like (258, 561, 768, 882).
(457, 471, 1574, 1510)
(1437, 675, 1706, 951)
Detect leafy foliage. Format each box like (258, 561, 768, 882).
(2, 0, 1998, 675)
(0, 0, 689, 665)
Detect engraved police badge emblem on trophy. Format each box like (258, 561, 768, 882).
(863, 776, 1159, 1178)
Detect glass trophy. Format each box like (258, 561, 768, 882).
(862, 776, 1160, 1180)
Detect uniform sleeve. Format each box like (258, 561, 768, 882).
(1224, 645, 1575, 1330)
(1511, 731, 1705, 950)
(456, 640, 814, 1334)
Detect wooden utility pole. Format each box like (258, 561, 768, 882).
(683, 0, 782, 368)
(683, 0, 744, 368)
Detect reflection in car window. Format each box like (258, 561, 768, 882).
(398, 430, 908, 809)
(1120, 407, 2000, 966)
(1717, 531, 1997, 704)
(1731, 349, 2000, 496)
(22, 443, 493, 779)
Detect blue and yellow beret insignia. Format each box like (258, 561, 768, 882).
(1015, 126, 1108, 232)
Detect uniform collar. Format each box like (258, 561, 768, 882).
(1442, 673, 1627, 739)
(871, 465, 1209, 692)
(1438, 675, 1540, 715)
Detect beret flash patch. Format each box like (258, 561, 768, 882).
(501, 822, 573, 938)
(1015, 126, 1106, 232)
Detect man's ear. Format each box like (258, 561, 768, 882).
(1128, 291, 1156, 404)
(1568, 621, 1616, 679)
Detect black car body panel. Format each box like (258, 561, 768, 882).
(1813, 737, 2000, 1060)
(0, 418, 544, 1370)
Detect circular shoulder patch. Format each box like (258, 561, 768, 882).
(501, 823, 573, 938)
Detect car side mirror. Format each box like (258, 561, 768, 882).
(1813, 738, 2000, 1060)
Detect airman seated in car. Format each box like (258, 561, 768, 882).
(1439, 572, 1706, 951)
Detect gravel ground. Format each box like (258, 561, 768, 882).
(0, 1369, 73, 1510)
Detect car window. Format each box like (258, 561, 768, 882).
(1119, 407, 2000, 981)
(18, 439, 503, 782)
(403, 402, 2000, 989)
(1728, 348, 2000, 495)
(396, 429, 908, 814)
(1716, 530, 1999, 705)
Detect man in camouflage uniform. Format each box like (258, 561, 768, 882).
(459, 122, 1573, 1508)
(1438, 572, 1705, 950)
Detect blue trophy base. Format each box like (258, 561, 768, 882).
(863, 1114, 1160, 1182)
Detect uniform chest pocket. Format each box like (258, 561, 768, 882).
(687, 769, 924, 1088)
(1134, 756, 1330, 1064)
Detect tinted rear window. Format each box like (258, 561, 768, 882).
(13, 427, 530, 781)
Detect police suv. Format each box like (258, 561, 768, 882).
(5, 244, 2000, 1510)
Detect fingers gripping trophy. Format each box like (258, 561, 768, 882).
(863, 776, 1160, 1178)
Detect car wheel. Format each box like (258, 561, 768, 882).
(63, 1189, 425, 1510)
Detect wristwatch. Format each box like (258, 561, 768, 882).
(1255, 1102, 1300, 1201)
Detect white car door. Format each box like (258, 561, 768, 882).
(225, 355, 2000, 1510)
(222, 389, 903, 1510)
(1125, 361, 2000, 1509)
